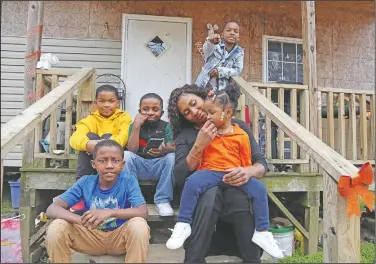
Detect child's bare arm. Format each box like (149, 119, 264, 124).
(46, 198, 82, 225)
(127, 114, 147, 152)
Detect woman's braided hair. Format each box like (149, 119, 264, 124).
(167, 84, 208, 138)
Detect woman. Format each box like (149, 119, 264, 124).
(167, 84, 267, 263)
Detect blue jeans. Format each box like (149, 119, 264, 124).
(123, 151, 174, 205)
(178, 170, 269, 231)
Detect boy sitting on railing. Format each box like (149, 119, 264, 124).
(69, 85, 132, 211)
(45, 140, 149, 263)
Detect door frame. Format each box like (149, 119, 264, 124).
(121, 14, 193, 107)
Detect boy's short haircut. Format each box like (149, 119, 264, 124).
(96, 85, 120, 100)
(222, 20, 240, 32)
(139, 93, 164, 108)
(93, 139, 124, 159)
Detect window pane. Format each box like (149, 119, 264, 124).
(297, 44, 303, 63)
(297, 63, 304, 84)
(268, 61, 282, 82)
(282, 63, 296, 82)
(283, 43, 296, 62)
(268, 41, 282, 61)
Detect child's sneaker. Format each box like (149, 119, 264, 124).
(252, 231, 284, 259)
(166, 222, 191, 250)
(155, 203, 174, 216)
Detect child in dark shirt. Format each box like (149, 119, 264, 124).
(124, 93, 175, 216)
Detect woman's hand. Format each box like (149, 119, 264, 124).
(222, 166, 257, 186)
(194, 120, 217, 150)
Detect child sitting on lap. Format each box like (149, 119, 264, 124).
(45, 140, 150, 263)
(124, 93, 175, 217)
(166, 84, 284, 259)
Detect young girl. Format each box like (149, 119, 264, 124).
(124, 93, 176, 217)
(195, 21, 244, 91)
(166, 84, 284, 259)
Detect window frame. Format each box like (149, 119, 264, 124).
(262, 35, 303, 83)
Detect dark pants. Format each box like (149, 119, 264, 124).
(179, 170, 269, 231)
(76, 132, 112, 179)
(183, 185, 262, 263)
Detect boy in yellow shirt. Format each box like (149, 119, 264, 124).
(70, 85, 132, 179)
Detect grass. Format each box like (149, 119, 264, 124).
(278, 242, 375, 263)
(1, 200, 16, 214)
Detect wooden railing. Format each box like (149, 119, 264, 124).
(234, 76, 363, 263)
(239, 81, 375, 169)
(1, 68, 96, 199)
(318, 87, 375, 165)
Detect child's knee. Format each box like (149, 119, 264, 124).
(249, 177, 267, 194)
(86, 132, 100, 140)
(164, 153, 175, 167)
(46, 219, 71, 243)
(126, 217, 150, 239)
(124, 151, 138, 164)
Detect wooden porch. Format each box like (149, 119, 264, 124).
(0, 1, 374, 263)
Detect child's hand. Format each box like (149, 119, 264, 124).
(209, 69, 218, 78)
(133, 113, 148, 128)
(81, 209, 112, 229)
(208, 33, 221, 44)
(147, 146, 164, 158)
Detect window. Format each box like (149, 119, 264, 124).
(263, 36, 303, 84)
(146, 36, 170, 58)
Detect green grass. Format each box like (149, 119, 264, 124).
(278, 243, 375, 263)
(1, 200, 16, 214)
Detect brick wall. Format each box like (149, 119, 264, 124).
(2, 1, 374, 90)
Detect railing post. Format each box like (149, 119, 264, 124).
(21, 1, 44, 262)
(302, 1, 319, 173)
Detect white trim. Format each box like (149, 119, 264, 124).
(121, 14, 192, 109)
(262, 35, 303, 83)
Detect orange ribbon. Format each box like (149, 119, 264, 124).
(337, 162, 375, 217)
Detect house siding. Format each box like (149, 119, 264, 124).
(1, 36, 122, 167)
(1, 1, 374, 166)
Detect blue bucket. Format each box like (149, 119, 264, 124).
(8, 181, 20, 209)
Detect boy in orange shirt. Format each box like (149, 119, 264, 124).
(166, 84, 284, 259)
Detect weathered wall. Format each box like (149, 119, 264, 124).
(1, 1, 374, 90)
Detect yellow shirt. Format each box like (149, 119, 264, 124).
(69, 109, 132, 151)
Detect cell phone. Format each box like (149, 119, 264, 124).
(143, 138, 164, 153)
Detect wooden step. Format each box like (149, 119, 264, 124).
(71, 244, 243, 263)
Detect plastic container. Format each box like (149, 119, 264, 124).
(269, 225, 295, 257)
(9, 181, 21, 209)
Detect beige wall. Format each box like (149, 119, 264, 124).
(2, 1, 374, 90)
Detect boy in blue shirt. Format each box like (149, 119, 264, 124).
(45, 140, 150, 263)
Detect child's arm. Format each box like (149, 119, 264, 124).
(203, 33, 221, 60)
(69, 118, 93, 152)
(109, 112, 133, 148)
(216, 51, 244, 79)
(127, 114, 147, 152)
(46, 178, 85, 224)
(162, 123, 176, 155)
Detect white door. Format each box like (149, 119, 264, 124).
(122, 15, 192, 120)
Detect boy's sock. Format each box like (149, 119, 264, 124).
(251, 230, 284, 259)
(166, 222, 191, 250)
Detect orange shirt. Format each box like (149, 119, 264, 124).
(198, 123, 252, 172)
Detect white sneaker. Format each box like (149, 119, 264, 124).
(252, 231, 284, 259)
(155, 203, 174, 216)
(166, 222, 191, 250)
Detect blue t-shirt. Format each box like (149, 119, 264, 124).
(60, 172, 145, 231)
